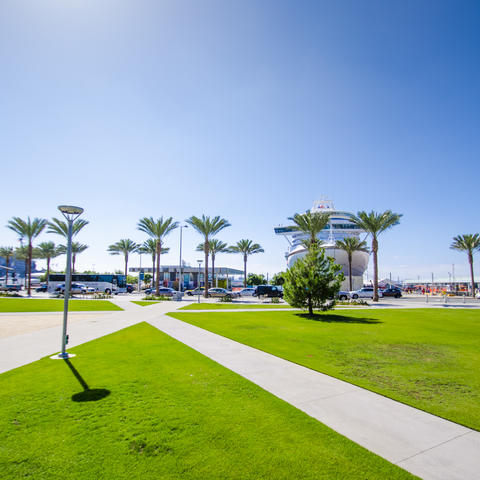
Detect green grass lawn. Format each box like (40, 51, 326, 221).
(169, 308, 480, 431)
(180, 303, 296, 310)
(0, 298, 122, 312)
(131, 301, 160, 307)
(0, 323, 415, 479)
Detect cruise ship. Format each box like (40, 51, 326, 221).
(274, 199, 370, 290)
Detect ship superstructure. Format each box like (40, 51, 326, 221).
(274, 199, 369, 290)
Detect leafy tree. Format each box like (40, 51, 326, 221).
(351, 210, 402, 301)
(196, 239, 228, 288)
(283, 245, 344, 315)
(138, 217, 178, 295)
(335, 237, 369, 291)
(450, 234, 480, 297)
(0, 246, 14, 284)
(289, 211, 331, 248)
(271, 272, 285, 286)
(144, 273, 152, 284)
(186, 215, 230, 297)
(246, 273, 266, 286)
(229, 239, 264, 288)
(36, 242, 61, 287)
(58, 242, 88, 273)
(7, 217, 47, 295)
(108, 239, 139, 278)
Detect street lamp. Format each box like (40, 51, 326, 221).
(178, 225, 188, 292)
(197, 259, 203, 303)
(51, 205, 84, 360)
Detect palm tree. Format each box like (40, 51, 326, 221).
(7, 217, 47, 295)
(335, 237, 369, 291)
(0, 246, 14, 284)
(47, 217, 89, 238)
(186, 215, 231, 297)
(138, 217, 178, 295)
(36, 242, 61, 287)
(351, 210, 402, 301)
(139, 239, 170, 287)
(450, 234, 480, 297)
(108, 239, 139, 278)
(229, 239, 264, 288)
(58, 242, 88, 273)
(288, 211, 331, 247)
(196, 239, 228, 288)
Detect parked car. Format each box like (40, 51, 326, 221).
(126, 284, 135, 293)
(55, 283, 89, 294)
(184, 287, 205, 296)
(208, 288, 239, 299)
(253, 285, 283, 298)
(35, 284, 48, 293)
(337, 291, 350, 301)
(144, 286, 178, 296)
(0, 284, 22, 292)
(381, 287, 403, 298)
(349, 287, 382, 299)
(237, 288, 256, 296)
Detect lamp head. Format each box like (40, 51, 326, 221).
(58, 205, 84, 221)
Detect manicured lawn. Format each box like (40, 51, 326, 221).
(0, 298, 122, 312)
(0, 323, 415, 479)
(180, 303, 295, 310)
(131, 301, 160, 307)
(169, 308, 480, 430)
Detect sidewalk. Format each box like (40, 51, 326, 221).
(148, 313, 480, 480)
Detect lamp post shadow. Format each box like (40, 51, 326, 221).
(64, 359, 111, 402)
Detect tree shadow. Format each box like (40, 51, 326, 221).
(64, 359, 111, 402)
(295, 313, 382, 324)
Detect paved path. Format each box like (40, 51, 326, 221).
(148, 312, 480, 480)
(1, 301, 479, 479)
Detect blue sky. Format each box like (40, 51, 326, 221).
(1, 0, 479, 281)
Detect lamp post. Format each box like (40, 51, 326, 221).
(178, 225, 188, 292)
(197, 259, 203, 303)
(51, 205, 84, 360)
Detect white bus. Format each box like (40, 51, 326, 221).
(48, 274, 127, 294)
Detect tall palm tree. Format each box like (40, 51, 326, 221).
(229, 239, 264, 288)
(7, 217, 47, 295)
(36, 242, 61, 287)
(139, 240, 170, 287)
(450, 234, 480, 297)
(288, 211, 331, 247)
(138, 217, 178, 295)
(58, 242, 88, 273)
(47, 217, 89, 238)
(196, 239, 228, 288)
(186, 215, 231, 297)
(108, 239, 139, 278)
(351, 210, 402, 301)
(0, 246, 14, 284)
(335, 237, 369, 291)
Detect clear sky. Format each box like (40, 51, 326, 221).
(1, 0, 479, 281)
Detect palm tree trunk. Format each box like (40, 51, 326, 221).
(212, 253, 216, 288)
(125, 252, 128, 279)
(27, 242, 32, 296)
(46, 257, 50, 288)
(152, 253, 155, 286)
(5, 257, 9, 284)
(469, 252, 475, 298)
(372, 237, 379, 302)
(243, 254, 247, 288)
(156, 242, 160, 295)
(348, 252, 353, 291)
(204, 246, 209, 298)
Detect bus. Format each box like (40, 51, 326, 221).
(48, 274, 127, 294)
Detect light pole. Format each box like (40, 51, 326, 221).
(197, 259, 203, 303)
(51, 205, 84, 360)
(178, 225, 188, 292)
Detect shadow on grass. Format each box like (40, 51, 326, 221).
(64, 359, 111, 402)
(295, 313, 382, 324)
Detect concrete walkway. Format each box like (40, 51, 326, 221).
(148, 312, 480, 480)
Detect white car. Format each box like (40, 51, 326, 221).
(237, 288, 256, 296)
(475, 291, 480, 299)
(349, 287, 383, 299)
(55, 283, 90, 294)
